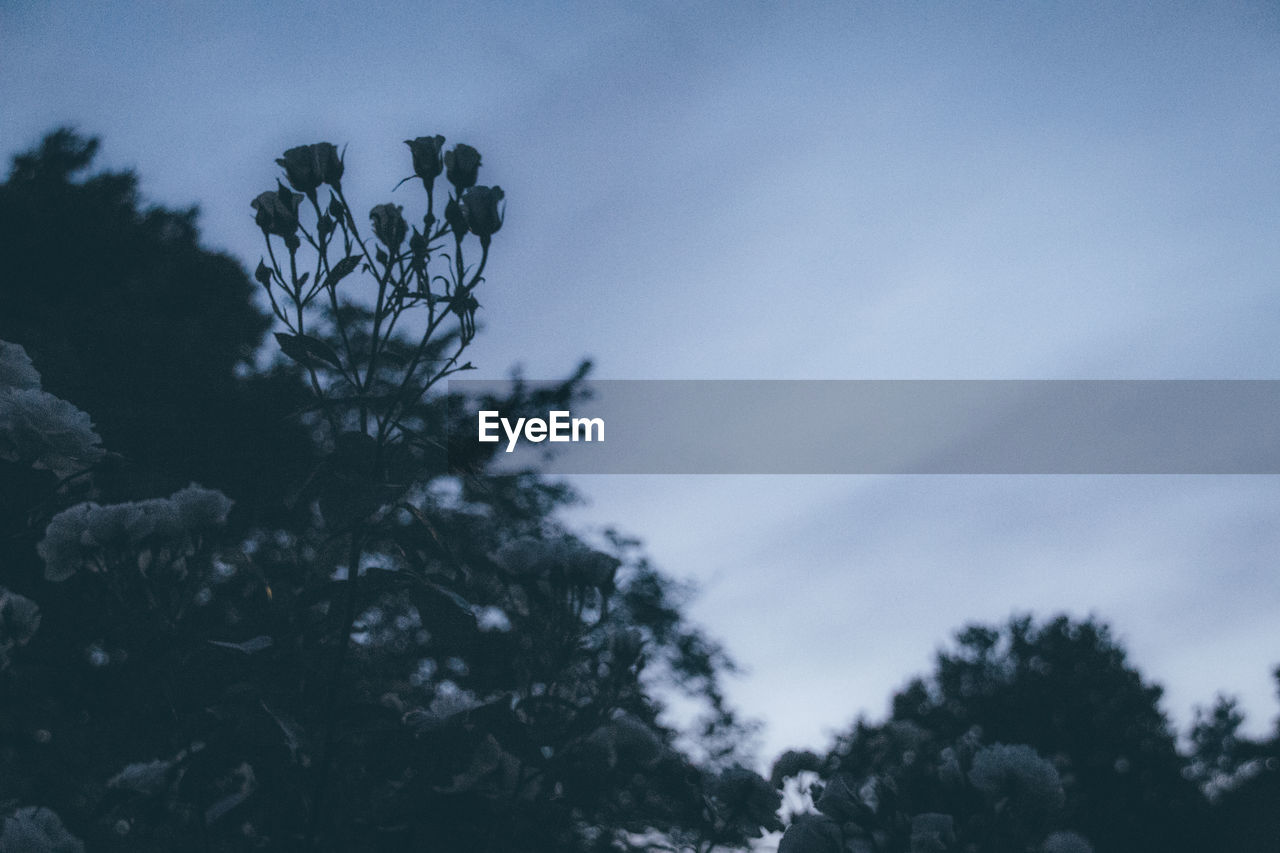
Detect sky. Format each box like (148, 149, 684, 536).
(4, 1, 1280, 761)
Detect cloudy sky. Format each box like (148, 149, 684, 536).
(4, 1, 1279, 760)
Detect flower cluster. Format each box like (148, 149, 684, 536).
(37, 484, 233, 581)
(255, 136, 502, 256)
(0, 340, 40, 390)
(251, 133, 506, 407)
(0, 339, 103, 477)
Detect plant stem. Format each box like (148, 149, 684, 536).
(308, 527, 364, 849)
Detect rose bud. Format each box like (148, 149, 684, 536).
(369, 203, 407, 252)
(404, 135, 446, 189)
(444, 196, 468, 239)
(251, 182, 303, 242)
(316, 143, 343, 186)
(408, 228, 427, 258)
(444, 143, 481, 191)
(276, 146, 321, 195)
(277, 143, 342, 198)
(460, 186, 504, 244)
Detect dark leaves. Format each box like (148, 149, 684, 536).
(274, 332, 343, 371)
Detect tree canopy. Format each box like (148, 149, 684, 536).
(771, 614, 1280, 853)
(0, 128, 313, 521)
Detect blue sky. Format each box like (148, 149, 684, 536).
(4, 1, 1279, 760)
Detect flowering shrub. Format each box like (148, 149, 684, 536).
(775, 730, 1091, 853)
(0, 340, 237, 850)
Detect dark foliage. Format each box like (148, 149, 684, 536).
(0, 129, 314, 523)
(773, 615, 1280, 853)
(1193, 673, 1280, 853)
(881, 615, 1208, 853)
(0, 130, 776, 853)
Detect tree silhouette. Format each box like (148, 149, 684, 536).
(797, 615, 1211, 853)
(0, 128, 313, 523)
(1191, 671, 1280, 852)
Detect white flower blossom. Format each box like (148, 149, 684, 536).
(427, 680, 481, 719)
(37, 485, 233, 581)
(171, 483, 235, 529)
(108, 759, 173, 796)
(36, 502, 97, 582)
(0, 587, 42, 669)
(968, 743, 1065, 815)
(1042, 831, 1093, 853)
(0, 388, 103, 476)
(0, 806, 84, 853)
(0, 341, 41, 391)
(0, 587, 41, 646)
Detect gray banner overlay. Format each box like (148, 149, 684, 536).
(446, 380, 1280, 474)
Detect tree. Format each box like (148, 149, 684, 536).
(1192, 670, 1280, 852)
(790, 615, 1210, 853)
(0, 128, 313, 523)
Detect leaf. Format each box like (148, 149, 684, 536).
(260, 701, 301, 761)
(204, 763, 254, 825)
(408, 579, 477, 639)
(274, 332, 311, 366)
(426, 581, 473, 615)
(298, 335, 343, 370)
(435, 734, 516, 794)
(401, 503, 445, 545)
(208, 636, 273, 654)
(323, 255, 360, 290)
(274, 332, 343, 370)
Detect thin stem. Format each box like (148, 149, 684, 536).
(308, 528, 364, 849)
